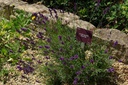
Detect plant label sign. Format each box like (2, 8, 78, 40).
(76, 27, 93, 44)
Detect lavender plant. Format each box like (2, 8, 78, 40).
(30, 12, 115, 85)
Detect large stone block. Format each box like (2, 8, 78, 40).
(0, 2, 14, 19)
(67, 20, 96, 30)
(94, 29, 128, 63)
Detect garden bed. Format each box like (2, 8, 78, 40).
(0, 0, 128, 85)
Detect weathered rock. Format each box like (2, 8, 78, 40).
(94, 29, 128, 47)
(0, 0, 49, 13)
(94, 29, 128, 63)
(67, 20, 96, 30)
(15, 4, 49, 13)
(0, 2, 15, 19)
(57, 10, 80, 24)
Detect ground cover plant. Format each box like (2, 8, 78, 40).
(0, 9, 32, 83)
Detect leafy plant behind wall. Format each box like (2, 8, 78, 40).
(41, 0, 128, 32)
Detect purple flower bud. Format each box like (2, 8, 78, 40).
(103, 7, 110, 15)
(39, 12, 43, 17)
(37, 60, 43, 64)
(52, 8, 57, 14)
(43, 16, 48, 21)
(90, 59, 94, 64)
(73, 80, 77, 85)
(45, 56, 50, 59)
(70, 55, 78, 60)
(42, 20, 46, 24)
(76, 71, 81, 75)
(44, 45, 50, 49)
(118, 60, 123, 62)
(96, 0, 101, 7)
(69, 56, 75, 60)
(74, 55, 78, 59)
(32, 13, 38, 17)
(107, 67, 114, 73)
(55, 15, 58, 19)
(58, 35, 62, 40)
(23, 42, 27, 46)
(51, 50, 55, 53)
(21, 28, 28, 32)
(30, 41, 35, 45)
(109, 56, 113, 59)
(26, 38, 30, 41)
(19, 60, 24, 64)
(113, 41, 118, 47)
(32, 57, 36, 60)
(23, 65, 34, 74)
(36, 80, 40, 83)
(62, 61, 66, 65)
(104, 49, 108, 53)
(49, 8, 53, 17)
(9, 50, 13, 53)
(70, 65, 74, 68)
(38, 46, 43, 48)
(39, 32, 43, 35)
(60, 57, 64, 61)
(47, 38, 51, 43)
(73, 78, 78, 85)
(61, 41, 64, 45)
(81, 65, 85, 69)
(17, 65, 22, 71)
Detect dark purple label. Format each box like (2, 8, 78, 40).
(76, 27, 93, 44)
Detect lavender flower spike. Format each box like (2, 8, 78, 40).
(60, 56, 64, 61)
(73, 78, 78, 85)
(107, 67, 114, 73)
(113, 41, 118, 47)
(21, 28, 28, 32)
(74, 54, 78, 59)
(58, 35, 62, 40)
(44, 45, 50, 49)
